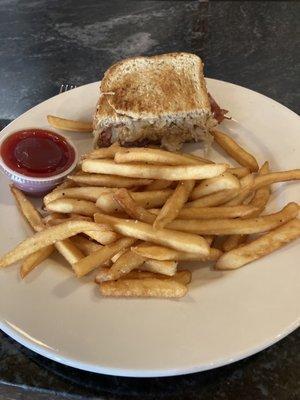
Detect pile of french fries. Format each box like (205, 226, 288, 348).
(1, 128, 300, 298)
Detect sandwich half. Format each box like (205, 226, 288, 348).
(93, 52, 225, 150)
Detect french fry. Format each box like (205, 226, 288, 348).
(43, 213, 68, 225)
(94, 213, 210, 255)
(20, 245, 54, 279)
(71, 236, 102, 255)
(228, 167, 250, 178)
(145, 180, 173, 191)
(46, 198, 99, 217)
(221, 234, 249, 253)
(11, 188, 57, 276)
(224, 174, 254, 206)
(95, 250, 145, 281)
(44, 211, 113, 249)
(186, 188, 240, 208)
(53, 180, 77, 192)
(95, 269, 190, 285)
(0, 221, 105, 268)
(150, 205, 260, 220)
(96, 189, 173, 214)
(250, 162, 271, 210)
(82, 159, 229, 180)
(99, 278, 187, 298)
(43, 213, 93, 226)
(114, 189, 155, 223)
(44, 187, 109, 205)
(253, 169, 300, 190)
(181, 153, 213, 164)
(131, 244, 222, 261)
(142, 259, 177, 276)
(68, 173, 153, 188)
(190, 173, 240, 200)
(54, 238, 84, 265)
(11, 186, 44, 232)
(216, 218, 300, 270)
(73, 237, 135, 277)
(212, 130, 259, 172)
(111, 248, 127, 263)
(153, 180, 195, 229)
(114, 147, 205, 165)
(83, 229, 118, 245)
(222, 162, 271, 252)
(84, 143, 121, 159)
(165, 203, 298, 235)
(12, 189, 86, 271)
(47, 115, 92, 132)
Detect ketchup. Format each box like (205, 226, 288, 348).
(0, 129, 75, 177)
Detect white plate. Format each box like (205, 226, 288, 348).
(0, 79, 299, 377)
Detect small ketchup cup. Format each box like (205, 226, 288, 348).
(0, 128, 78, 196)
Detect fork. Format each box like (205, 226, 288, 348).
(59, 84, 77, 93)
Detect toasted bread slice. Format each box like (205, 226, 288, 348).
(93, 52, 217, 150)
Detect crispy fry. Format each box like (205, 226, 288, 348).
(46, 198, 99, 217)
(165, 203, 298, 235)
(82, 159, 229, 180)
(84, 143, 121, 159)
(99, 278, 187, 298)
(20, 245, 54, 279)
(43, 213, 67, 225)
(154, 180, 195, 229)
(224, 174, 254, 206)
(94, 213, 210, 255)
(44, 187, 109, 205)
(190, 173, 240, 200)
(222, 162, 271, 252)
(145, 180, 173, 191)
(253, 169, 300, 190)
(83, 229, 118, 245)
(47, 115, 92, 132)
(186, 188, 240, 208)
(68, 173, 153, 188)
(131, 244, 222, 261)
(250, 162, 271, 210)
(95, 269, 190, 284)
(11, 190, 86, 270)
(96, 189, 173, 214)
(114, 189, 155, 223)
(111, 248, 127, 263)
(71, 236, 102, 255)
(228, 167, 250, 178)
(73, 237, 135, 277)
(45, 215, 92, 226)
(10, 186, 44, 232)
(150, 205, 260, 220)
(0, 221, 105, 268)
(52, 179, 77, 192)
(55, 238, 84, 265)
(212, 130, 259, 172)
(182, 153, 213, 164)
(95, 250, 145, 281)
(114, 147, 205, 165)
(216, 218, 300, 270)
(44, 212, 115, 244)
(142, 259, 177, 276)
(221, 234, 249, 253)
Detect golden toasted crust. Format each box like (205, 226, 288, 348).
(99, 52, 211, 119)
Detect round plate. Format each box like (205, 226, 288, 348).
(0, 79, 299, 377)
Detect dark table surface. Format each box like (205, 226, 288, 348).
(0, 1, 299, 399)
